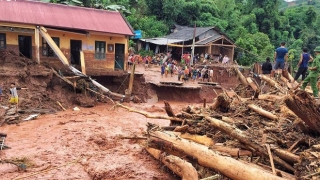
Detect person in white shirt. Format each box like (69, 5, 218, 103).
(222, 55, 229, 64)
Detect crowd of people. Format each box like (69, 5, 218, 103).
(127, 51, 232, 84)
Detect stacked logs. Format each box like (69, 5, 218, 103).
(117, 69, 320, 180)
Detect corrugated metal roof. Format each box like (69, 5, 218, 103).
(196, 35, 222, 45)
(0, 0, 134, 35)
(140, 38, 183, 45)
(165, 27, 213, 41)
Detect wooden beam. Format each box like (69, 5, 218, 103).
(211, 44, 235, 47)
(167, 43, 184, 47)
(80, 51, 86, 75)
(34, 27, 40, 64)
(0, 22, 36, 29)
(38, 26, 69, 66)
(128, 63, 135, 95)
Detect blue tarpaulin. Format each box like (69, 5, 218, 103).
(132, 30, 142, 39)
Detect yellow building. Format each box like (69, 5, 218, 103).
(0, 1, 133, 76)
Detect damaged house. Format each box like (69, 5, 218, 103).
(140, 26, 235, 62)
(0, 0, 134, 75)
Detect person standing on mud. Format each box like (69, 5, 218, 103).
(9, 83, 26, 112)
(161, 64, 165, 78)
(294, 48, 313, 82)
(301, 46, 320, 98)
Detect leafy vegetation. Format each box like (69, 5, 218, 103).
(44, 0, 320, 67)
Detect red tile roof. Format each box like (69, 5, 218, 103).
(0, 0, 134, 35)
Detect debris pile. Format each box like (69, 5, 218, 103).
(0, 50, 100, 125)
(118, 69, 320, 180)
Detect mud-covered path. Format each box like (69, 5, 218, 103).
(0, 103, 182, 180)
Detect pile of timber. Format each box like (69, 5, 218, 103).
(117, 69, 320, 180)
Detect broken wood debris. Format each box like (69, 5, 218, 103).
(117, 84, 320, 180)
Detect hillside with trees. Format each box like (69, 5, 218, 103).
(44, 0, 320, 67)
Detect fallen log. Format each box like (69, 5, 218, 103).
(246, 77, 258, 91)
(234, 68, 248, 86)
(211, 145, 253, 157)
(258, 94, 283, 102)
(284, 90, 320, 134)
(149, 131, 285, 180)
(280, 76, 293, 89)
(311, 144, 320, 151)
(266, 144, 276, 175)
(146, 148, 198, 180)
(174, 125, 189, 132)
(170, 132, 252, 157)
(172, 132, 215, 146)
(164, 100, 181, 126)
(210, 93, 231, 112)
(248, 104, 278, 120)
(282, 70, 294, 83)
(271, 147, 299, 164)
(204, 116, 294, 172)
(259, 74, 285, 94)
(164, 100, 175, 117)
(116, 103, 183, 122)
(119, 103, 293, 172)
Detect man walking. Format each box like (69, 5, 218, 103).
(274, 42, 288, 78)
(294, 48, 313, 81)
(301, 46, 320, 98)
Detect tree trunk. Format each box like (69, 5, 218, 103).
(204, 116, 294, 172)
(149, 131, 285, 180)
(272, 147, 299, 164)
(258, 94, 283, 102)
(282, 70, 294, 83)
(259, 74, 285, 94)
(247, 77, 258, 91)
(210, 94, 231, 112)
(234, 68, 248, 86)
(164, 100, 175, 117)
(284, 90, 320, 134)
(172, 132, 215, 146)
(248, 104, 278, 120)
(146, 148, 199, 180)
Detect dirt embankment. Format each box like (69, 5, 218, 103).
(0, 50, 96, 112)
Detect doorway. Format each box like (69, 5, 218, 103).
(70, 40, 82, 65)
(115, 43, 125, 70)
(18, 35, 32, 58)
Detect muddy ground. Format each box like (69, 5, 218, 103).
(0, 102, 188, 179)
(0, 50, 246, 179)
